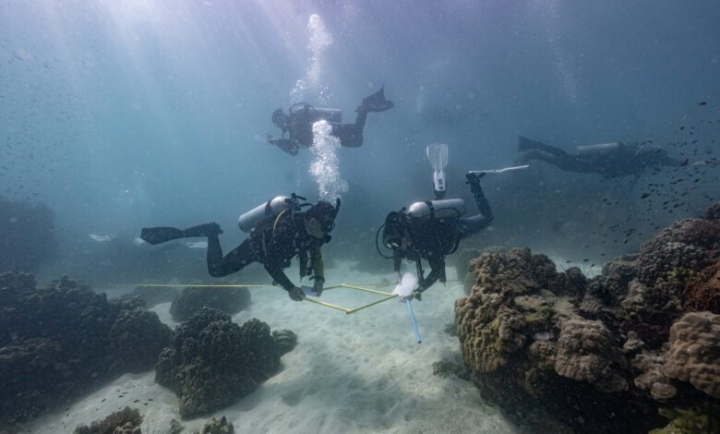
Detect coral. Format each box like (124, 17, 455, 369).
(456, 303, 527, 373)
(454, 203, 720, 434)
(554, 318, 628, 392)
(0, 272, 169, 427)
(122, 286, 180, 308)
(271, 329, 298, 355)
(637, 218, 720, 288)
(662, 312, 720, 398)
(469, 247, 557, 296)
(169, 286, 251, 322)
(650, 406, 720, 434)
(108, 307, 171, 373)
(705, 202, 720, 221)
(73, 407, 143, 434)
(155, 308, 288, 418)
(683, 261, 720, 314)
(432, 361, 471, 380)
(632, 349, 677, 401)
(193, 416, 234, 434)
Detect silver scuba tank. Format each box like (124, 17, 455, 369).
(237, 195, 290, 232)
(407, 198, 466, 220)
(577, 142, 622, 157)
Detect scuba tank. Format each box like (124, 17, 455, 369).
(577, 142, 622, 157)
(407, 198, 466, 220)
(237, 195, 291, 232)
(288, 103, 342, 124)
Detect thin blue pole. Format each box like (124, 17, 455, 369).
(405, 300, 422, 344)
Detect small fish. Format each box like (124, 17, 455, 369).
(698, 101, 707, 106)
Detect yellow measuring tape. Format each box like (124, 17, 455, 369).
(120, 282, 398, 315)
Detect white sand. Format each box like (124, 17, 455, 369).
(20, 261, 518, 434)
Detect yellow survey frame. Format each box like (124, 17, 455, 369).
(130, 283, 398, 315)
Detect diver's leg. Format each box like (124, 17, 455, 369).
(182, 222, 223, 238)
(457, 174, 494, 240)
(140, 222, 223, 245)
(207, 236, 257, 278)
(518, 137, 568, 157)
(331, 111, 366, 148)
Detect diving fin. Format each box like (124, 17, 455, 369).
(427, 143, 449, 200)
(140, 227, 186, 245)
(426, 143, 448, 171)
(361, 86, 394, 113)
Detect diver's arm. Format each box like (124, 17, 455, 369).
(393, 251, 403, 281)
(311, 245, 325, 282)
(419, 255, 446, 291)
(264, 260, 295, 292)
(266, 136, 299, 156)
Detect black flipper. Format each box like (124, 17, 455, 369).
(140, 227, 186, 245)
(361, 86, 394, 113)
(518, 136, 542, 152)
(182, 222, 223, 237)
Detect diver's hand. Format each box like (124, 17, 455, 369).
(313, 279, 324, 297)
(266, 134, 280, 145)
(400, 290, 422, 302)
(288, 287, 305, 301)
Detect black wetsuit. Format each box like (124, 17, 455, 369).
(393, 182, 493, 291)
(273, 105, 368, 156)
(207, 212, 325, 292)
(516, 137, 687, 178)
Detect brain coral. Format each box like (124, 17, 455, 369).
(662, 312, 720, 398)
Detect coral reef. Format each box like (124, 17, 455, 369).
(455, 202, 720, 434)
(73, 407, 143, 434)
(0, 273, 171, 427)
(122, 286, 180, 308)
(0, 197, 58, 272)
(662, 312, 720, 399)
(193, 416, 235, 434)
(169, 286, 251, 322)
(155, 307, 296, 418)
(683, 261, 720, 314)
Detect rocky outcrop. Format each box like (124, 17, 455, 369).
(455, 202, 720, 434)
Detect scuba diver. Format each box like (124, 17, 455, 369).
(516, 136, 689, 178)
(379, 172, 493, 299)
(140, 194, 340, 301)
(266, 86, 394, 156)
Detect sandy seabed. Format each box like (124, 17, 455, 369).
(21, 260, 520, 434)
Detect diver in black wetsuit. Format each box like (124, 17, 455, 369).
(516, 136, 688, 178)
(380, 173, 493, 298)
(266, 86, 394, 156)
(141, 198, 340, 302)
